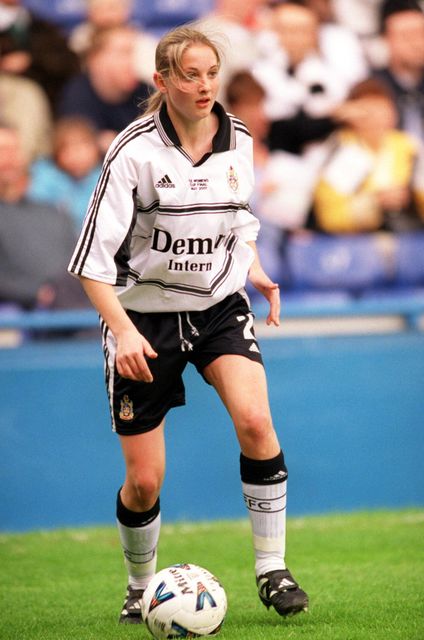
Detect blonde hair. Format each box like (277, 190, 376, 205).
(141, 22, 223, 116)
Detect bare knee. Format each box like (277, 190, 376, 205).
(236, 407, 278, 457)
(123, 468, 163, 511)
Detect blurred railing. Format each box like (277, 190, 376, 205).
(253, 295, 424, 332)
(1, 294, 423, 341)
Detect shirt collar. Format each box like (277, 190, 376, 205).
(154, 101, 235, 153)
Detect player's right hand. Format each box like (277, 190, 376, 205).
(115, 329, 158, 382)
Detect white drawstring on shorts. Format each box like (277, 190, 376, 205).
(177, 312, 199, 352)
(185, 312, 199, 338)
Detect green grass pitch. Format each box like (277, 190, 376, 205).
(1, 510, 423, 640)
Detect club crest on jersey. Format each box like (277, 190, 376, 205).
(119, 395, 134, 421)
(227, 165, 239, 192)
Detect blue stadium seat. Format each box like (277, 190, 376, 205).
(285, 233, 392, 293)
(394, 232, 424, 287)
(22, 0, 214, 33)
(133, 0, 213, 31)
(22, 0, 85, 32)
(359, 287, 424, 303)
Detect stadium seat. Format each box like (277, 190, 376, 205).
(285, 233, 392, 293)
(22, 0, 214, 33)
(22, 0, 84, 32)
(133, 0, 214, 31)
(393, 231, 424, 287)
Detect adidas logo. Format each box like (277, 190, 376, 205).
(263, 470, 287, 482)
(156, 174, 176, 189)
(278, 578, 295, 590)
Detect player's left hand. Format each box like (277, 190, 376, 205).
(248, 266, 280, 327)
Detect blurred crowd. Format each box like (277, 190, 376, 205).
(1, 0, 424, 313)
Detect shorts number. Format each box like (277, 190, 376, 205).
(237, 313, 256, 343)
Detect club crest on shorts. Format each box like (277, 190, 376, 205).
(227, 165, 239, 192)
(119, 394, 134, 421)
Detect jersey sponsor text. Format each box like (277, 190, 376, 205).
(151, 228, 226, 256)
(168, 258, 212, 272)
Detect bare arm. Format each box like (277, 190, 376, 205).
(247, 242, 280, 327)
(80, 276, 157, 382)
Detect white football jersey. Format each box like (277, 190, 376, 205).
(68, 102, 260, 312)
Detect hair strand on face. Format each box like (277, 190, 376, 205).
(139, 21, 224, 116)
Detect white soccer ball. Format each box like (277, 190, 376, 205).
(141, 563, 227, 639)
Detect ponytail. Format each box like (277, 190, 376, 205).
(139, 90, 164, 117)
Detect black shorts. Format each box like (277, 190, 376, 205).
(102, 291, 263, 435)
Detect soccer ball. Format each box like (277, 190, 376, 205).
(141, 563, 227, 639)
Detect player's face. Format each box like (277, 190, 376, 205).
(157, 44, 220, 125)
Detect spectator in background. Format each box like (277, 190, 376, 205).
(328, 0, 389, 68)
(68, 0, 157, 87)
(0, 124, 80, 310)
(58, 25, 152, 155)
(301, 0, 369, 86)
(29, 116, 102, 231)
(0, 0, 80, 113)
(0, 51, 52, 161)
(373, 0, 424, 145)
(313, 78, 424, 233)
(206, 0, 266, 106)
(226, 71, 317, 283)
(254, 1, 350, 118)
(69, 0, 134, 53)
(253, 1, 349, 154)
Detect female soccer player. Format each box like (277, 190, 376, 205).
(68, 23, 308, 623)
